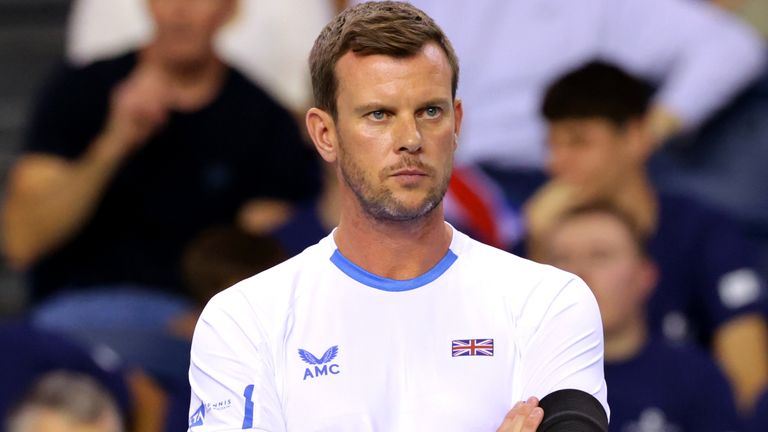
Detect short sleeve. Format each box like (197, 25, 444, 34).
(23, 61, 111, 159)
(517, 276, 609, 418)
(695, 209, 767, 332)
(188, 291, 285, 431)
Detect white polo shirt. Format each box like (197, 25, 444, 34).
(188, 226, 608, 431)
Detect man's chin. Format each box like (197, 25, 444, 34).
(366, 198, 442, 223)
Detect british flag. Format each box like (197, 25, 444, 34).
(452, 339, 494, 357)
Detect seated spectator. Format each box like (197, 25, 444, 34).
(525, 61, 768, 411)
(5, 371, 124, 432)
(545, 202, 742, 431)
(66, 0, 338, 113)
(1, 0, 320, 305)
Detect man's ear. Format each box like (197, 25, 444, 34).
(306, 107, 339, 163)
(637, 257, 659, 303)
(453, 98, 463, 150)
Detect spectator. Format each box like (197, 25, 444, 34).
(1, 0, 320, 305)
(525, 60, 768, 411)
(65, 0, 338, 113)
(545, 202, 743, 431)
(5, 371, 124, 432)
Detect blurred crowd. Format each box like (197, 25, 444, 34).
(1, 0, 767, 431)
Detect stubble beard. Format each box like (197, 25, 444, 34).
(338, 145, 451, 223)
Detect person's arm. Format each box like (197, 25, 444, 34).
(188, 289, 285, 431)
(695, 209, 768, 411)
(1, 64, 170, 269)
(713, 314, 768, 412)
(600, 0, 766, 144)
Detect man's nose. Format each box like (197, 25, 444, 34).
(396, 117, 422, 153)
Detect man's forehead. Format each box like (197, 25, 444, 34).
(334, 43, 453, 102)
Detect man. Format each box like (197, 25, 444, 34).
(525, 61, 768, 411)
(1, 0, 319, 302)
(546, 203, 742, 431)
(188, 2, 608, 431)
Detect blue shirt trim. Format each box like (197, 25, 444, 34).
(330, 248, 458, 292)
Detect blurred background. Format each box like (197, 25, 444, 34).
(0, 1, 767, 431)
(0, 0, 68, 315)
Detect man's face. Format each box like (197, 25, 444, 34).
(546, 118, 635, 201)
(547, 213, 653, 335)
(331, 43, 461, 221)
(148, 0, 234, 65)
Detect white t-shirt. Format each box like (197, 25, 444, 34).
(188, 226, 608, 431)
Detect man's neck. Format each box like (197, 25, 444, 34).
(140, 45, 226, 111)
(333, 197, 453, 281)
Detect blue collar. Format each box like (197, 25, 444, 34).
(329, 248, 458, 292)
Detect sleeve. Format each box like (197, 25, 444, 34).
(188, 292, 285, 432)
(598, 0, 766, 129)
(695, 209, 767, 333)
(517, 276, 610, 420)
(23, 61, 108, 159)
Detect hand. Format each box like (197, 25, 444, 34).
(238, 199, 295, 235)
(100, 63, 174, 159)
(523, 181, 584, 261)
(524, 181, 580, 237)
(496, 397, 544, 432)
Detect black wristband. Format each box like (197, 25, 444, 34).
(537, 389, 608, 432)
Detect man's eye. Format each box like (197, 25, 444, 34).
(368, 111, 386, 120)
(424, 106, 442, 118)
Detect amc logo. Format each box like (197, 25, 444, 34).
(298, 346, 340, 381)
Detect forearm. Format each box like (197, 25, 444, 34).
(1, 134, 125, 268)
(714, 314, 768, 412)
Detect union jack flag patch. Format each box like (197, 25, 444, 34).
(452, 339, 494, 357)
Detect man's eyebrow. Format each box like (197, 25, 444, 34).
(353, 103, 396, 115)
(419, 98, 452, 108)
